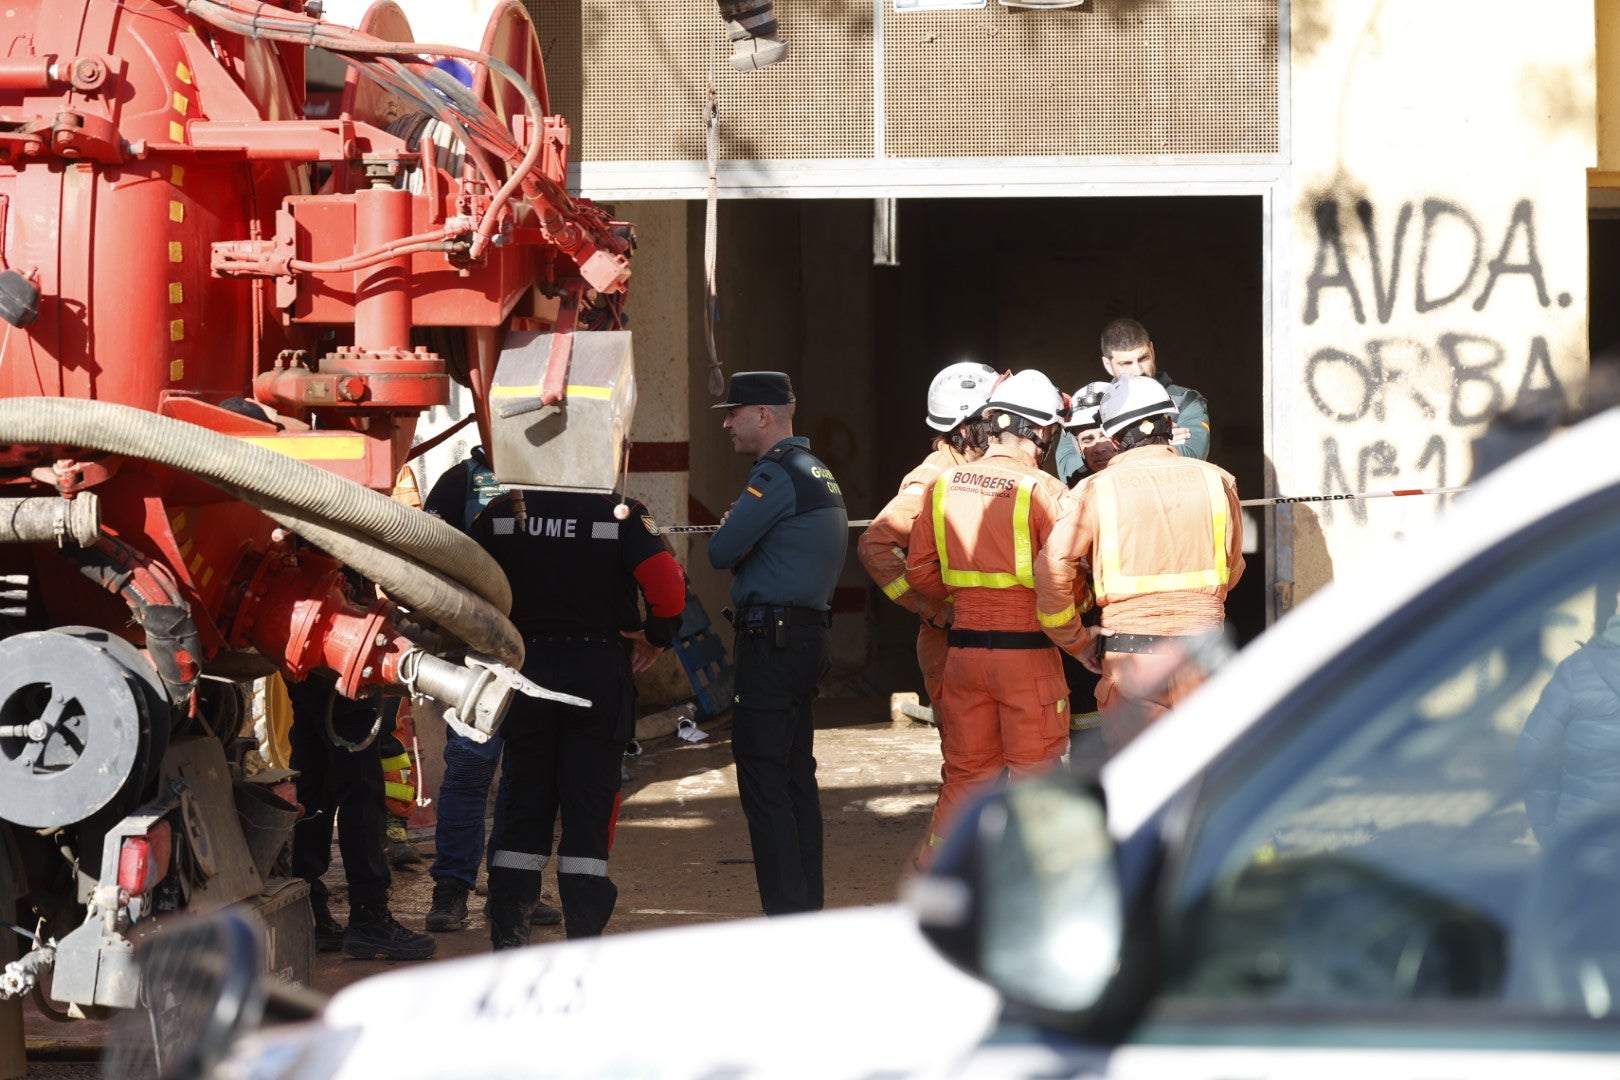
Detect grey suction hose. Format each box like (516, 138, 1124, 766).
(241, 498, 521, 667)
(0, 398, 511, 613)
(0, 398, 521, 665)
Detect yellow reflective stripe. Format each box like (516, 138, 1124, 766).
(490, 384, 613, 399)
(1204, 468, 1230, 586)
(1095, 468, 1231, 598)
(384, 781, 415, 801)
(931, 476, 955, 583)
(241, 434, 366, 461)
(380, 753, 412, 772)
(1011, 476, 1035, 587)
(935, 472, 1038, 590)
(1038, 603, 1077, 628)
(882, 575, 911, 601)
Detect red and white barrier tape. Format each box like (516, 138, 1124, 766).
(657, 486, 1467, 535)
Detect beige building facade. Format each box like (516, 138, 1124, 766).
(329, 0, 1611, 700)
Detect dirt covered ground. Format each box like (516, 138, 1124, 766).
(316, 696, 944, 994)
(17, 697, 946, 1071)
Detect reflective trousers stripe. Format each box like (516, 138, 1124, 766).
(379, 752, 412, 772)
(491, 850, 549, 872)
(383, 781, 415, 802)
(558, 856, 609, 877)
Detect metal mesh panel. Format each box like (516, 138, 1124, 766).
(525, 0, 875, 162)
(884, 1, 1278, 158)
(525, 0, 1276, 163)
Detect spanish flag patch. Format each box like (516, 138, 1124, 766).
(746, 486, 763, 498)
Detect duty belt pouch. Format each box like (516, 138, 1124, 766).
(742, 607, 768, 639)
(771, 608, 789, 650)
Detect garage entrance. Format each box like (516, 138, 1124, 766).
(684, 195, 1266, 699)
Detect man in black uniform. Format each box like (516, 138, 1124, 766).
(709, 372, 848, 916)
(474, 487, 687, 947)
(286, 672, 436, 961)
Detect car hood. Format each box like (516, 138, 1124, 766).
(273, 904, 1000, 1080)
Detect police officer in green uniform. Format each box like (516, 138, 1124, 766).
(709, 372, 848, 915)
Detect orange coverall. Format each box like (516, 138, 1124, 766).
(908, 443, 1071, 851)
(1035, 444, 1245, 753)
(856, 445, 969, 706)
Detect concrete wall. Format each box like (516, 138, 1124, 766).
(1281, 1, 1597, 604)
(683, 201, 878, 689)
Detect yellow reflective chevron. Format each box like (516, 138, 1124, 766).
(1093, 467, 1229, 601)
(933, 471, 1037, 589)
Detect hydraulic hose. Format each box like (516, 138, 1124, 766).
(243, 499, 521, 667)
(0, 399, 521, 664)
(0, 398, 511, 614)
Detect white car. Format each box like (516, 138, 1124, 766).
(115, 406, 1620, 1078)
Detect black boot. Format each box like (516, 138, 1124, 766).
(310, 894, 345, 953)
(716, 0, 787, 71)
(488, 896, 532, 951)
(343, 902, 437, 961)
(529, 898, 563, 927)
(426, 880, 469, 932)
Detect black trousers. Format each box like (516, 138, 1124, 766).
(286, 678, 391, 911)
(730, 624, 829, 916)
(487, 640, 633, 938)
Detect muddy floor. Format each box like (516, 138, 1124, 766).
(324, 696, 944, 994)
(18, 696, 947, 1070)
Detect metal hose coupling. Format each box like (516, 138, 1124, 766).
(399, 649, 590, 742)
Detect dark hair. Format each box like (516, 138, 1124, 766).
(1114, 414, 1173, 451)
(943, 416, 990, 457)
(1100, 317, 1150, 357)
(988, 411, 1055, 458)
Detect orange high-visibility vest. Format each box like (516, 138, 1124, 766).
(1089, 465, 1230, 605)
(930, 467, 1040, 590)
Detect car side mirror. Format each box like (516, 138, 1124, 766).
(906, 775, 1124, 1018)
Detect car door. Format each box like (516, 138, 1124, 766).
(1105, 483, 1620, 1077)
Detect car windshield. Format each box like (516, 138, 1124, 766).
(1157, 491, 1620, 1033)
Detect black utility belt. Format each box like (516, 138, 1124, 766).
(726, 605, 830, 649)
(725, 605, 832, 630)
(524, 631, 626, 648)
(947, 629, 1054, 651)
(1101, 632, 1176, 655)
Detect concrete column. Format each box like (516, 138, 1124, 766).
(1281, 1, 1597, 603)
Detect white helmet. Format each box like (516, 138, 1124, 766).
(925, 361, 999, 432)
(1099, 375, 1175, 437)
(981, 369, 1065, 428)
(1063, 380, 1112, 431)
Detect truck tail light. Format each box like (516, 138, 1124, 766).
(117, 820, 173, 896)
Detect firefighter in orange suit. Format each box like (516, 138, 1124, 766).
(1035, 375, 1244, 755)
(907, 369, 1074, 854)
(857, 361, 997, 708)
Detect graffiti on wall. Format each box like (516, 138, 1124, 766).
(1299, 197, 1569, 523)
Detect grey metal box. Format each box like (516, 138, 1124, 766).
(488, 330, 636, 493)
(247, 876, 313, 990)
